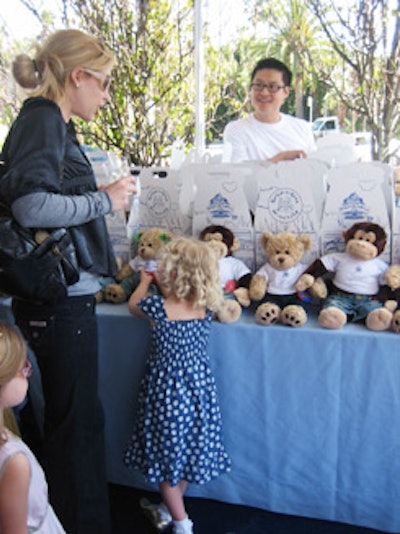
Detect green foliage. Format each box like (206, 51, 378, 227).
(0, 0, 399, 164)
(65, 0, 195, 165)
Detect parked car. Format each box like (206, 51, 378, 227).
(312, 116, 340, 138)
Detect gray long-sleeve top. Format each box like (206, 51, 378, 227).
(0, 97, 118, 292)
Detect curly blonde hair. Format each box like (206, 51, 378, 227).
(157, 236, 224, 311)
(12, 29, 115, 103)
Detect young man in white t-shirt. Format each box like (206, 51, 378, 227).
(223, 58, 316, 164)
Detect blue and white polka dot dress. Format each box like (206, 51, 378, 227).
(124, 295, 231, 486)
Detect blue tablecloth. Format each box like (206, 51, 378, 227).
(97, 303, 400, 533)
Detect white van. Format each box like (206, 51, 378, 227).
(312, 116, 340, 138)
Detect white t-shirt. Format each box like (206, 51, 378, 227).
(219, 256, 251, 288)
(255, 262, 307, 295)
(223, 113, 316, 163)
(321, 253, 388, 295)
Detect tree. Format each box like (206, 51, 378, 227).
(309, 0, 400, 162)
(243, 0, 328, 119)
(0, 0, 198, 165)
(64, 0, 197, 165)
(2, 0, 399, 163)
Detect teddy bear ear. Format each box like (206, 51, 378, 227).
(299, 234, 312, 251)
(260, 232, 272, 248)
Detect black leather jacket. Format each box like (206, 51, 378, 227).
(0, 97, 117, 277)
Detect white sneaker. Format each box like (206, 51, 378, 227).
(139, 497, 172, 531)
(172, 516, 194, 534)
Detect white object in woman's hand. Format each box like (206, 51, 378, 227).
(104, 174, 137, 211)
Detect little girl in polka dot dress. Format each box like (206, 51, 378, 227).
(124, 236, 231, 534)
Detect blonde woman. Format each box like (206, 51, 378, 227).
(125, 237, 232, 534)
(0, 323, 65, 533)
(0, 29, 137, 533)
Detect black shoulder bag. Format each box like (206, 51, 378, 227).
(0, 159, 80, 304)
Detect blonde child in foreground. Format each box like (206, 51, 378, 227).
(125, 237, 232, 534)
(0, 323, 65, 533)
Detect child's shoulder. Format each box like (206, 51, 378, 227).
(139, 294, 165, 316)
(0, 434, 31, 476)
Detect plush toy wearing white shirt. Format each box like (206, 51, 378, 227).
(376, 264, 400, 333)
(101, 228, 173, 303)
(296, 222, 392, 330)
(199, 225, 252, 323)
(249, 231, 326, 327)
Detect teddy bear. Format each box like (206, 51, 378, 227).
(199, 225, 253, 323)
(296, 221, 392, 330)
(249, 231, 326, 327)
(99, 227, 174, 304)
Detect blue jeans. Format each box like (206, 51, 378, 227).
(322, 293, 381, 323)
(13, 295, 111, 534)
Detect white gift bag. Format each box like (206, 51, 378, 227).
(320, 162, 392, 263)
(135, 167, 192, 236)
(253, 159, 328, 269)
(190, 164, 255, 270)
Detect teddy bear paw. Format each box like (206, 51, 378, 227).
(391, 309, 400, 333)
(280, 305, 307, 327)
(386, 265, 400, 290)
(249, 275, 268, 302)
(105, 284, 128, 304)
(365, 307, 393, 331)
(216, 300, 242, 323)
(295, 273, 315, 293)
(318, 307, 347, 329)
(255, 302, 281, 326)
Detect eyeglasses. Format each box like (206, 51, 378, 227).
(83, 68, 112, 92)
(18, 359, 33, 379)
(250, 82, 286, 94)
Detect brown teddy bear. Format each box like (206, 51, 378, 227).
(199, 225, 253, 323)
(250, 231, 326, 327)
(296, 221, 391, 330)
(100, 227, 174, 304)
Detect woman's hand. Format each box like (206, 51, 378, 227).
(269, 150, 307, 163)
(102, 174, 137, 211)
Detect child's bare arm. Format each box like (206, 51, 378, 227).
(128, 269, 154, 316)
(0, 452, 30, 534)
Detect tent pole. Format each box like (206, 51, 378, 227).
(194, 0, 205, 160)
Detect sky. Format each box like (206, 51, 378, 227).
(0, 0, 246, 41)
(0, 0, 45, 39)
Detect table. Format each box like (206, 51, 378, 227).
(97, 303, 400, 533)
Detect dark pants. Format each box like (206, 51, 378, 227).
(13, 295, 111, 534)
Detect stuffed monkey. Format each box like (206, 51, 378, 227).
(296, 222, 391, 330)
(199, 225, 252, 323)
(378, 264, 400, 333)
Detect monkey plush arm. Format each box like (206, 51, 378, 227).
(233, 273, 253, 307)
(296, 259, 328, 292)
